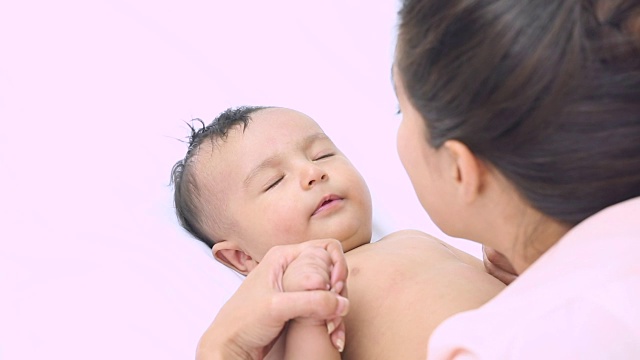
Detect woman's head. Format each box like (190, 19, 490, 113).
(395, 0, 640, 230)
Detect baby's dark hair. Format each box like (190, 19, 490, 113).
(170, 106, 271, 248)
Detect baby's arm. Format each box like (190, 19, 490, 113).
(282, 247, 342, 359)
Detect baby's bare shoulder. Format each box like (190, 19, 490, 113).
(348, 229, 454, 261)
(376, 229, 446, 245)
(352, 229, 485, 271)
(342, 230, 504, 359)
(345, 229, 463, 285)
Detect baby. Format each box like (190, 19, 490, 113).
(171, 106, 505, 359)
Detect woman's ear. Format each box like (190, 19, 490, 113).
(442, 140, 484, 203)
(212, 241, 258, 276)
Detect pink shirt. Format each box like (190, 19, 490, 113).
(428, 196, 640, 359)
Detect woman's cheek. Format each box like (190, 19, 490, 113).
(397, 120, 416, 177)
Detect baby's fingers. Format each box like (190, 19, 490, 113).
(295, 269, 332, 291)
(319, 240, 348, 287)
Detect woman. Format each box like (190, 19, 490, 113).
(197, 0, 640, 358)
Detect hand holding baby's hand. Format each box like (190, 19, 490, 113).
(282, 241, 348, 351)
(283, 245, 344, 329)
(283, 245, 336, 292)
(196, 239, 348, 359)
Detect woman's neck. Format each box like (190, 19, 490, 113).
(472, 170, 571, 274)
(508, 215, 571, 274)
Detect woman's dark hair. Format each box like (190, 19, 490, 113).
(397, 0, 640, 225)
(170, 106, 270, 248)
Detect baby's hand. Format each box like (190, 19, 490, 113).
(282, 245, 333, 293)
(281, 241, 348, 353)
(282, 245, 342, 329)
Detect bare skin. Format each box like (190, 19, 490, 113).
(339, 230, 504, 359)
(266, 229, 505, 360)
(192, 108, 505, 359)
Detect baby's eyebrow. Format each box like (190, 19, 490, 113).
(243, 154, 281, 189)
(302, 132, 331, 146)
(242, 132, 331, 188)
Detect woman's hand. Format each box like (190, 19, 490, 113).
(283, 244, 348, 352)
(482, 246, 518, 285)
(196, 239, 350, 360)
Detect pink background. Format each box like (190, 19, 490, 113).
(0, 1, 481, 358)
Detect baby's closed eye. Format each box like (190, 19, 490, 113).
(313, 153, 335, 161)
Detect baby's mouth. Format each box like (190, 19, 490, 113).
(313, 195, 343, 216)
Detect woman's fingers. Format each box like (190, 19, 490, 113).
(262, 239, 350, 353)
(268, 238, 349, 291)
(269, 291, 349, 324)
(329, 318, 346, 352)
(196, 240, 350, 360)
(283, 247, 334, 291)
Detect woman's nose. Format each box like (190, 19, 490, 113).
(302, 165, 328, 189)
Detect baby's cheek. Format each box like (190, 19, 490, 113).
(264, 204, 308, 244)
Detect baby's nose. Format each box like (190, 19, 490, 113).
(303, 168, 328, 189)
(308, 173, 328, 187)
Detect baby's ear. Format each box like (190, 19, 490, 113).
(212, 241, 257, 275)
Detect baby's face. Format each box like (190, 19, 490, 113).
(196, 108, 372, 261)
